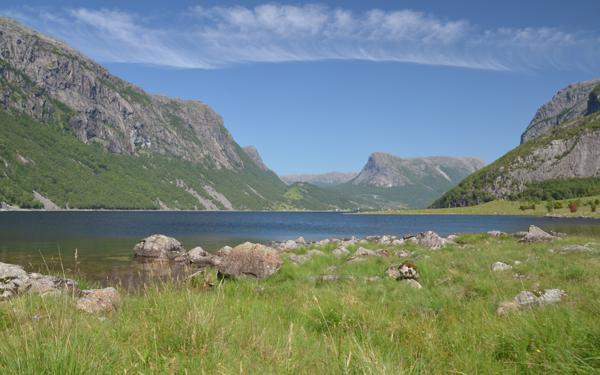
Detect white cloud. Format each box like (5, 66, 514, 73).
(3, 4, 599, 71)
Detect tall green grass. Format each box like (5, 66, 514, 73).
(1, 234, 600, 373)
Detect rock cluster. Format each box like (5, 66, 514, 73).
(497, 289, 566, 315)
(518, 226, 558, 243)
(1, 262, 78, 300)
(385, 262, 422, 289)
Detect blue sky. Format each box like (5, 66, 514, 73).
(3, 1, 600, 175)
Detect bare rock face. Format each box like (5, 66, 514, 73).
(76, 287, 121, 314)
(217, 242, 282, 279)
(133, 234, 188, 261)
(0, 17, 243, 169)
(521, 78, 600, 143)
(519, 225, 558, 243)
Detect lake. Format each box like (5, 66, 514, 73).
(0, 211, 598, 287)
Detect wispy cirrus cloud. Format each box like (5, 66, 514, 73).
(3, 4, 599, 71)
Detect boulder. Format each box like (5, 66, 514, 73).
(28, 274, 79, 296)
(76, 287, 120, 314)
(133, 234, 187, 261)
(332, 246, 350, 258)
(385, 262, 419, 280)
(188, 246, 219, 267)
(294, 237, 306, 245)
(279, 240, 298, 251)
(413, 231, 448, 249)
(491, 262, 512, 272)
(0, 262, 29, 300)
(217, 242, 282, 279)
(519, 225, 558, 243)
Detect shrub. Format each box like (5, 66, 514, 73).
(545, 200, 554, 213)
(519, 203, 536, 211)
(568, 201, 578, 213)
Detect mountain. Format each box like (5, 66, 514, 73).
(0, 17, 355, 211)
(281, 153, 484, 209)
(281, 172, 357, 187)
(330, 153, 484, 209)
(433, 78, 600, 208)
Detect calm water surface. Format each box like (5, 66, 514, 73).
(0, 211, 598, 287)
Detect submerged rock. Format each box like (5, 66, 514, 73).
(217, 242, 282, 279)
(76, 287, 120, 314)
(133, 234, 187, 261)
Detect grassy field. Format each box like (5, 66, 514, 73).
(369, 196, 600, 218)
(1, 234, 600, 373)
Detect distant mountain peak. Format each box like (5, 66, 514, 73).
(281, 172, 357, 186)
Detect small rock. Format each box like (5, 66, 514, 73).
(402, 279, 423, 289)
(314, 274, 339, 282)
(288, 254, 310, 265)
(395, 250, 412, 258)
(554, 244, 594, 254)
(279, 240, 298, 251)
(446, 234, 459, 241)
(365, 276, 381, 282)
(294, 237, 306, 245)
(332, 246, 350, 258)
(385, 262, 419, 280)
(487, 230, 507, 237)
(497, 289, 566, 315)
(491, 262, 512, 272)
(375, 249, 390, 257)
(76, 287, 120, 314)
(316, 239, 331, 246)
(188, 246, 219, 266)
(216, 246, 232, 257)
(413, 231, 448, 249)
(354, 247, 378, 257)
(28, 274, 79, 297)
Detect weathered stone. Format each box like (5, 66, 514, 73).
(413, 231, 448, 249)
(188, 246, 219, 266)
(385, 262, 419, 280)
(295, 237, 306, 245)
(491, 262, 512, 272)
(487, 230, 507, 237)
(354, 247, 378, 257)
(288, 254, 309, 265)
(216, 246, 232, 257)
(332, 246, 350, 258)
(402, 279, 423, 289)
(497, 289, 566, 315)
(0, 262, 29, 300)
(519, 225, 558, 243)
(28, 274, 79, 296)
(133, 234, 187, 261)
(217, 242, 282, 279)
(395, 250, 412, 258)
(76, 287, 120, 314)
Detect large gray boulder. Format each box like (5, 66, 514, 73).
(133, 234, 188, 261)
(412, 231, 448, 249)
(217, 242, 282, 279)
(0, 262, 29, 300)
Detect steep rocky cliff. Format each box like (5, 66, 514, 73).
(521, 78, 600, 143)
(433, 78, 600, 208)
(0, 17, 355, 211)
(281, 172, 357, 186)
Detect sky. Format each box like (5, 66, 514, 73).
(2, 0, 600, 175)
